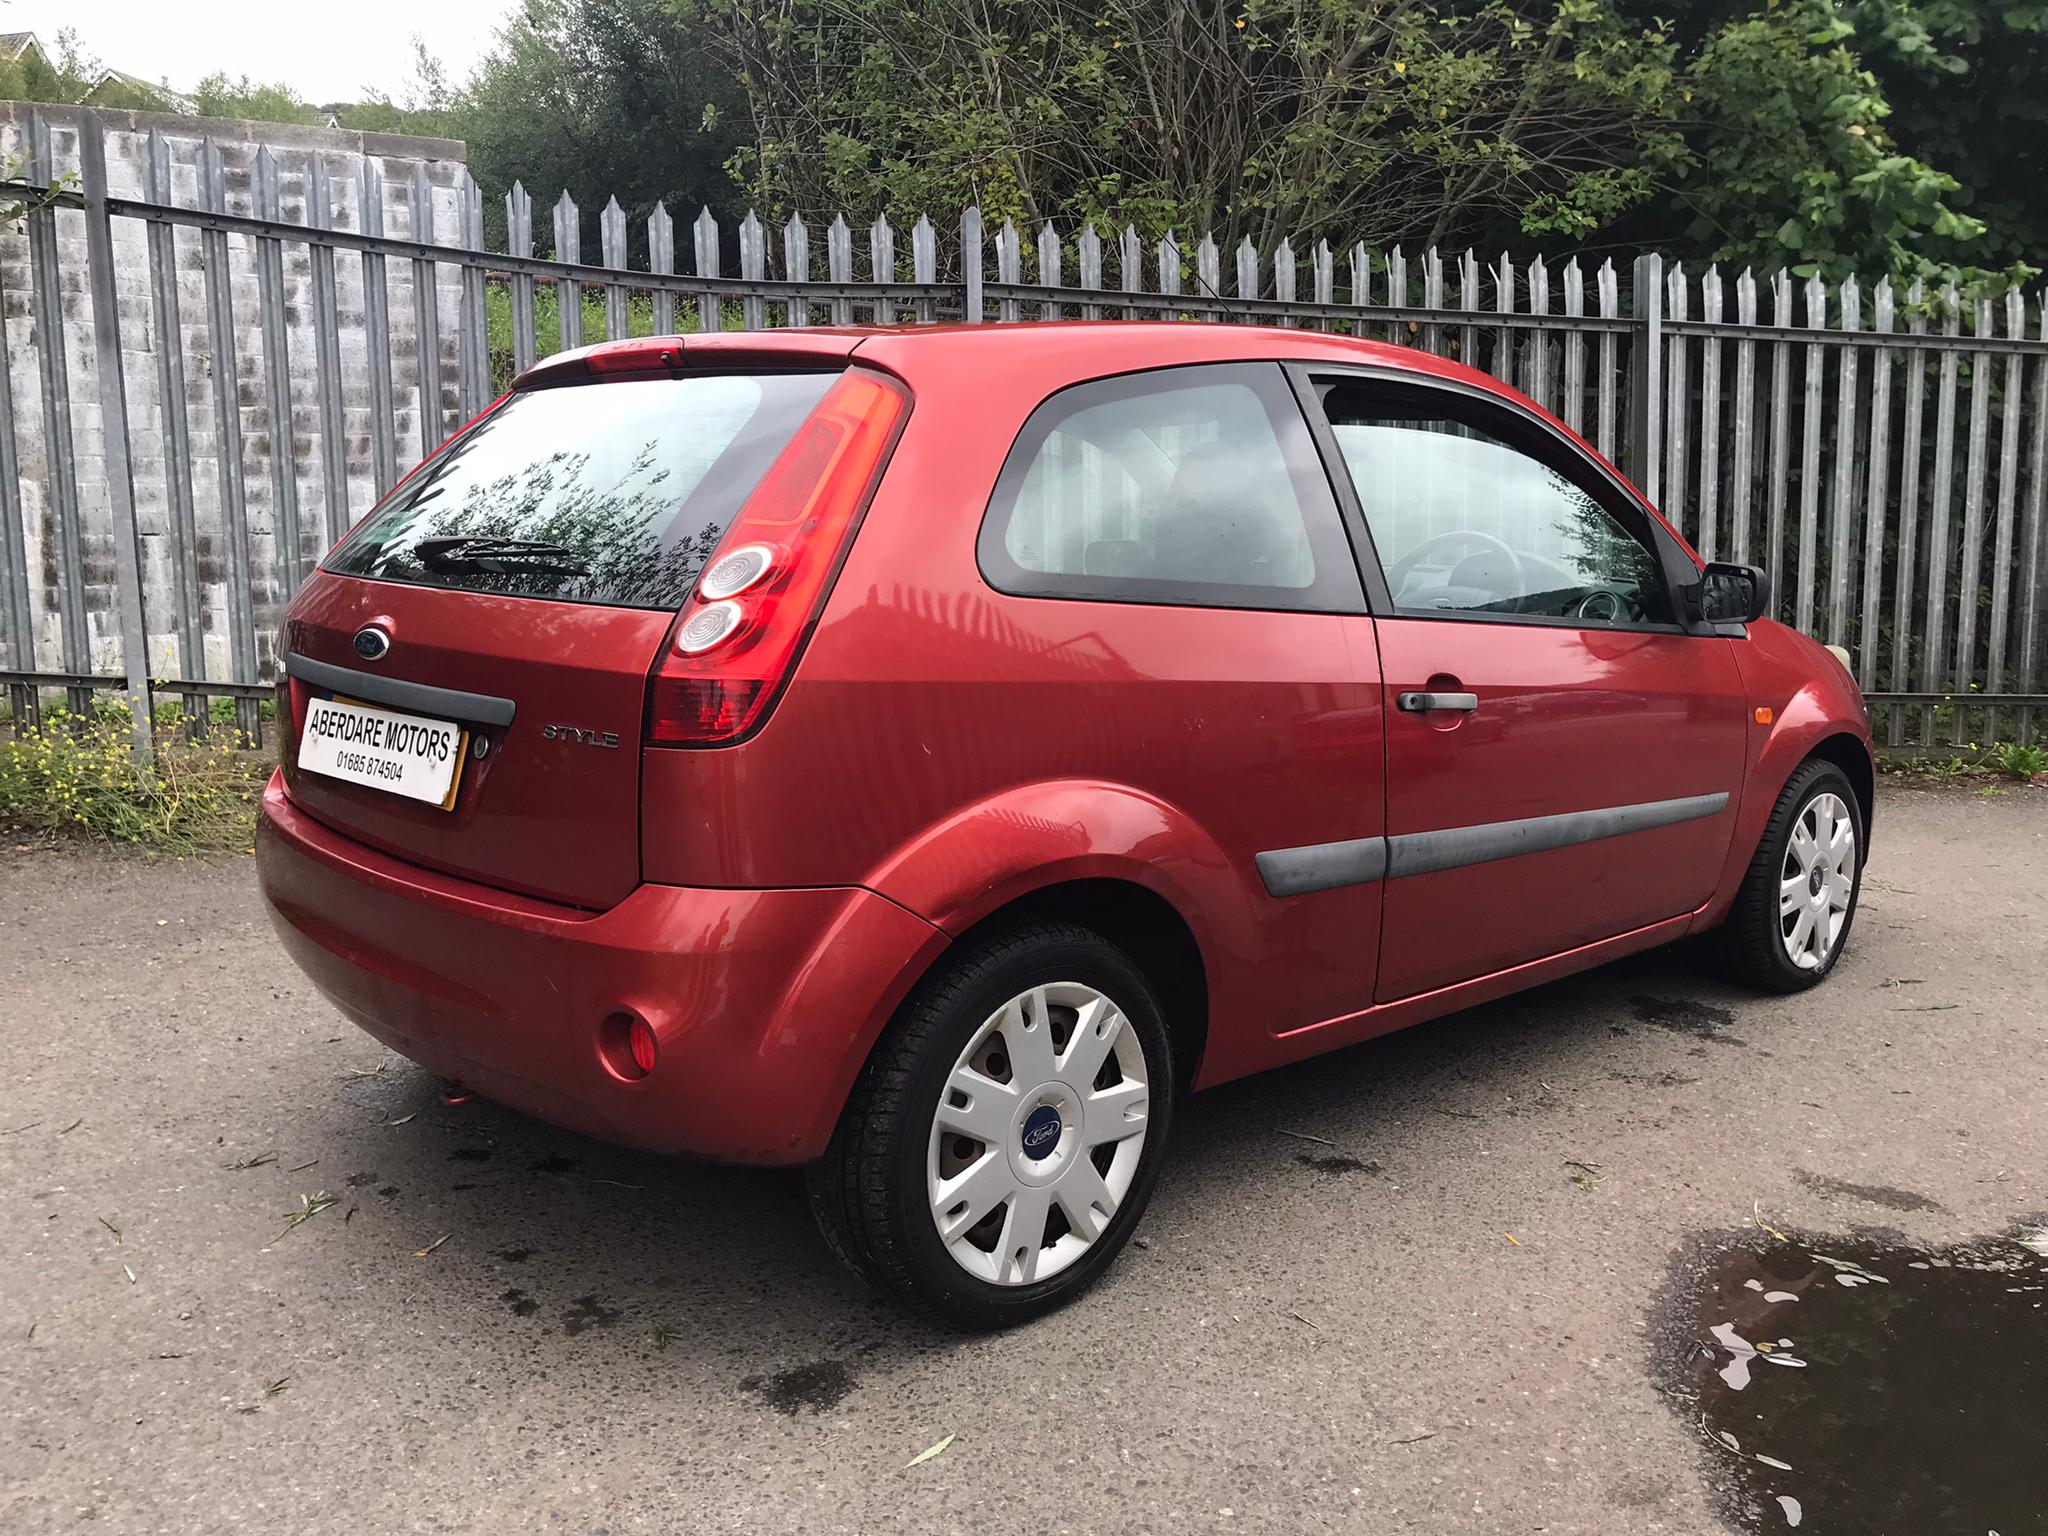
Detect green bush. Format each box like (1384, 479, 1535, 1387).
(0, 706, 268, 854)
(1993, 741, 2048, 781)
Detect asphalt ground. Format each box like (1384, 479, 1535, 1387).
(2, 782, 2042, 1534)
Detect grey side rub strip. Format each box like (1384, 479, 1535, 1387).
(1256, 837, 1390, 898)
(1257, 792, 1730, 897)
(284, 652, 518, 726)
(1385, 791, 1729, 878)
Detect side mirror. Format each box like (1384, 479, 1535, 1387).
(1698, 561, 1770, 625)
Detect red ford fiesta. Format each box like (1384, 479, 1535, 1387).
(258, 322, 1872, 1326)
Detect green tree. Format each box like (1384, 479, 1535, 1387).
(454, 0, 748, 254)
(335, 38, 468, 138)
(190, 73, 320, 125)
(0, 27, 110, 102)
(1851, 0, 2048, 271)
(686, 0, 2039, 280)
(683, 0, 1689, 254)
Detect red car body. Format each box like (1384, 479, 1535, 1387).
(258, 322, 1872, 1166)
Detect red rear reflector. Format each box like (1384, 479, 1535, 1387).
(646, 369, 908, 746)
(628, 1019, 657, 1076)
(598, 1012, 658, 1082)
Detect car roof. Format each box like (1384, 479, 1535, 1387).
(512, 320, 1683, 556)
(532, 320, 1496, 396)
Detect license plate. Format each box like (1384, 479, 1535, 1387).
(297, 695, 468, 810)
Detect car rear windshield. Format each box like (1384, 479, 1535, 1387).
(325, 370, 839, 609)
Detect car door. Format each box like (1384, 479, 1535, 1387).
(1299, 369, 1750, 1002)
(962, 359, 1390, 1035)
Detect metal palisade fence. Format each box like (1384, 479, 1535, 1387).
(2, 104, 2045, 764)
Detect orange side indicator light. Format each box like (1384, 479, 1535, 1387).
(1754, 706, 1774, 725)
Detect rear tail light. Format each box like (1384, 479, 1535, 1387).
(675, 600, 747, 655)
(697, 543, 777, 600)
(645, 369, 908, 746)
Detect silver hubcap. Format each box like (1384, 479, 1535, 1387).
(1780, 791, 1856, 970)
(926, 982, 1150, 1287)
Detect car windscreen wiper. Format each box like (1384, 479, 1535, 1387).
(413, 536, 588, 575)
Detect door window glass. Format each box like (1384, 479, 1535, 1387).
(1324, 397, 1672, 627)
(980, 363, 1363, 612)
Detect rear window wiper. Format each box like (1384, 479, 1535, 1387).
(413, 536, 588, 575)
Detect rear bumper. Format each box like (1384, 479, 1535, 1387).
(255, 774, 946, 1163)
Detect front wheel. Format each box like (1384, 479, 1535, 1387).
(806, 922, 1174, 1328)
(1710, 759, 1865, 992)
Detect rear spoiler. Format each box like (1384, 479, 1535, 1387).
(514, 331, 870, 390)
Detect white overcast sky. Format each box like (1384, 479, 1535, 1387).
(17, 0, 514, 103)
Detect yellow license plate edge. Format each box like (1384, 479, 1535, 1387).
(320, 692, 470, 813)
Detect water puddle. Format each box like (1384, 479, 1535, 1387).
(1671, 1223, 2048, 1531)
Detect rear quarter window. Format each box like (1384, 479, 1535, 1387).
(326, 371, 837, 609)
(977, 362, 1364, 613)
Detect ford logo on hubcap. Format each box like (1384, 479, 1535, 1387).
(1020, 1105, 1062, 1159)
(353, 625, 392, 662)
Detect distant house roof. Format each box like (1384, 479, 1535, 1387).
(81, 68, 196, 113)
(1, 31, 45, 62)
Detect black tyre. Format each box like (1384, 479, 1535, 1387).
(1709, 759, 1865, 993)
(806, 921, 1174, 1329)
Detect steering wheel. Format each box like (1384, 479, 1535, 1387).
(1387, 530, 1526, 606)
(1576, 589, 1626, 623)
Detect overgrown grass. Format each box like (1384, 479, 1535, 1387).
(0, 705, 268, 855)
(1878, 742, 2048, 785)
(1993, 741, 2048, 780)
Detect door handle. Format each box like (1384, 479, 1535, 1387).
(1396, 690, 1479, 713)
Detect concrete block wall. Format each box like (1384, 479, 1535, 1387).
(0, 103, 472, 688)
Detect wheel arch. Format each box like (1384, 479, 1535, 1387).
(940, 878, 1210, 1092)
(1695, 715, 1876, 936)
(1804, 730, 1875, 852)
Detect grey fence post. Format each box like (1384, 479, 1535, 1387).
(507, 183, 538, 374)
(25, 112, 89, 717)
(458, 173, 490, 413)
(827, 215, 854, 327)
(554, 192, 582, 353)
(307, 156, 352, 547)
(648, 202, 676, 336)
(962, 207, 983, 323)
(1078, 224, 1103, 319)
(199, 138, 260, 744)
(1120, 224, 1143, 321)
(77, 112, 155, 764)
(912, 215, 936, 324)
(1038, 221, 1063, 320)
(783, 212, 811, 327)
(1629, 252, 1665, 505)
(870, 215, 895, 325)
(253, 149, 304, 596)
(0, 244, 31, 731)
(739, 210, 766, 331)
(692, 207, 720, 333)
(358, 159, 400, 498)
(994, 219, 1021, 322)
(142, 131, 204, 727)
(604, 196, 634, 338)
(409, 165, 445, 454)
(1195, 235, 1220, 316)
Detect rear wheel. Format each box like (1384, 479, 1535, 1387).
(807, 922, 1173, 1328)
(1710, 759, 1864, 992)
